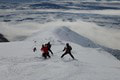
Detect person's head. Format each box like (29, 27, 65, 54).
(45, 44, 48, 47)
(48, 42, 50, 44)
(66, 43, 69, 46)
(42, 44, 44, 48)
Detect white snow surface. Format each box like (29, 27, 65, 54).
(0, 25, 120, 80)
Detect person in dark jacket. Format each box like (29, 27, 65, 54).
(47, 42, 53, 55)
(61, 43, 75, 59)
(41, 44, 51, 59)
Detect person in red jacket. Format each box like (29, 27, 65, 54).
(41, 44, 51, 59)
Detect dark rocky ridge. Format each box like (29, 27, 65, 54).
(0, 33, 9, 42)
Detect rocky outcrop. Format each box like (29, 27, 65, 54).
(0, 33, 9, 42)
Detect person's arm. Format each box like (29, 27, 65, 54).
(63, 47, 66, 51)
(41, 48, 43, 51)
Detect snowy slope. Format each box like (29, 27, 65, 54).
(0, 1, 120, 80)
(0, 26, 120, 80)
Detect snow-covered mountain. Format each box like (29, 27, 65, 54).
(0, 1, 120, 80)
(0, 0, 120, 55)
(0, 24, 120, 80)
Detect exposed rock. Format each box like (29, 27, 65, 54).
(0, 33, 9, 42)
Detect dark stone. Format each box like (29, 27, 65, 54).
(0, 33, 9, 42)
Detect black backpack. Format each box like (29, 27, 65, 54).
(68, 46, 72, 50)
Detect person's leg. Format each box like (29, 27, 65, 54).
(49, 49, 53, 55)
(61, 52, 67, 58)
(69, 52, 75, 59)
(42, 53, 47, 59)
(47, 53, 51, 58)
